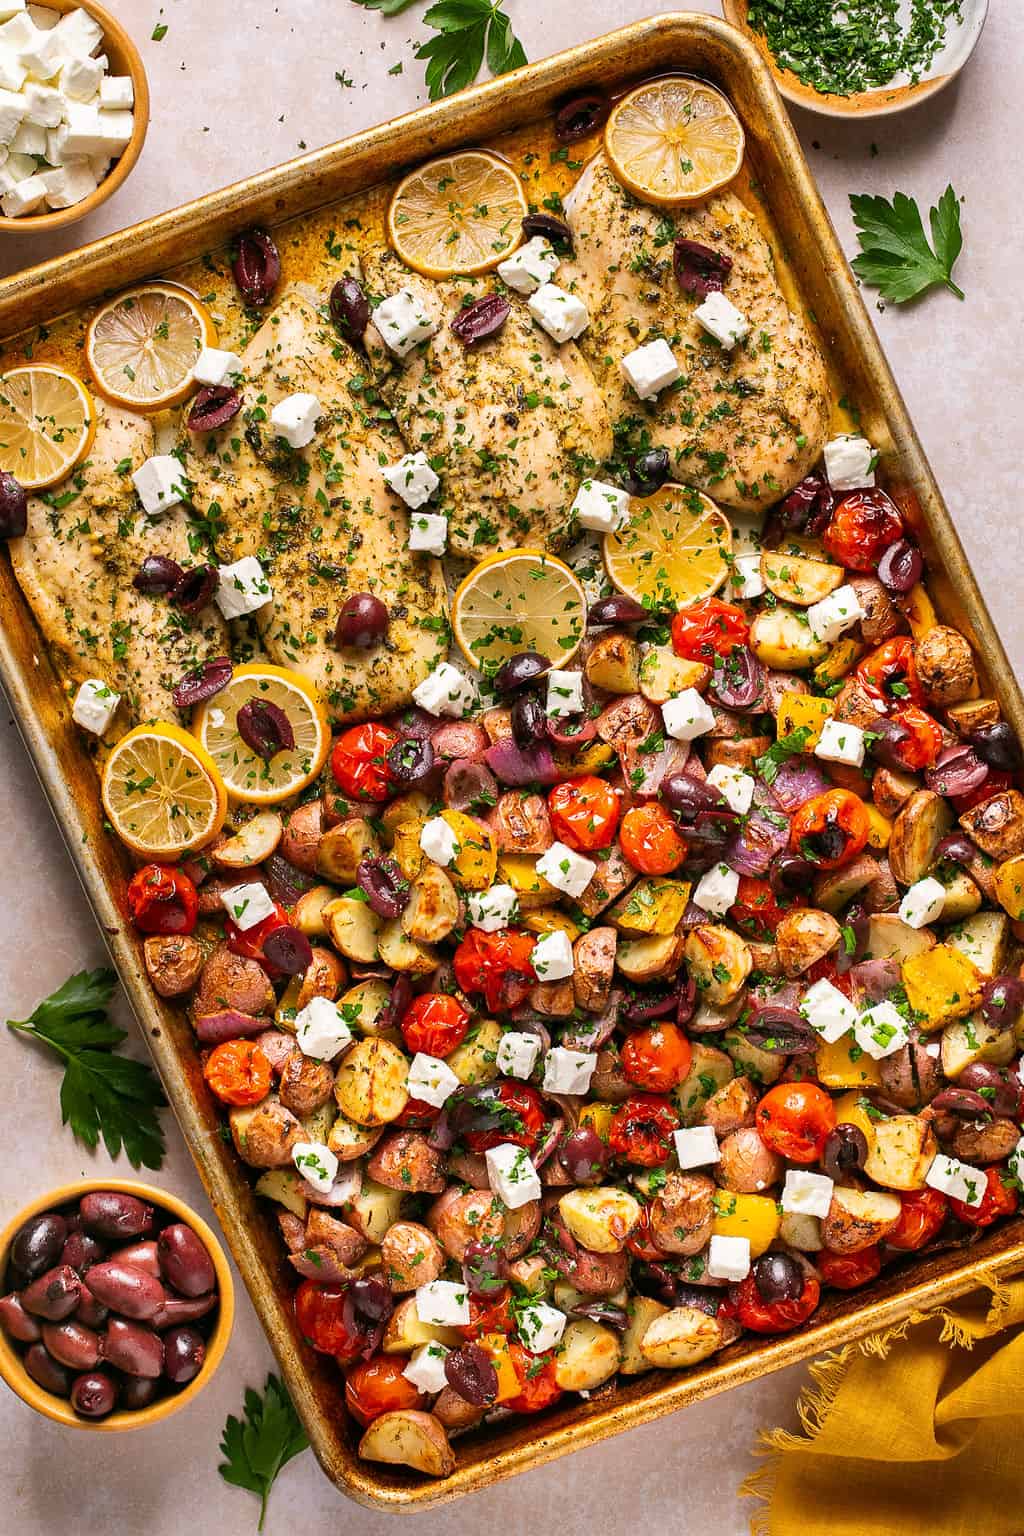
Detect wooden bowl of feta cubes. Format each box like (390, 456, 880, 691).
(0, 0, 148, 231)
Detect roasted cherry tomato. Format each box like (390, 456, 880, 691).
(887, 1188, 948, 1251)
(394, 1096, 441, 1130)
(505, 1340, 563, 1413)
(731, 1271, 821, 1333)
(461, 1082, 548, 1155)
(548, 775, 620, 852)
(400, 992, 470, 1058)
(803, 956, 855, 998)
(729, 875, 795, 943)
(857, 638, 924, 707)
(126, 864, 198, 935)
(756, 1082, 836, 1164)
(620, 802, 688, 875)
(224, 898, 290, 963)
(949, 1166, 1019, 1228)
(817, 1246, 881, 1290)
(453, 928, 537, 1013)
(790, 788, 870, 870)
(671, 596, 749, 664)
(202, 1039, 272, 1106)
(822, 488, 902, 572)
(608, 1094, 680, 1167)
(625, 1203, 664, 1261)
(344, 1354, 425, 1426)
(889, 704, 943, 771)
(951, 769, 1012, 815)
(330, 722, 399, 802)
(621, 1022, 692, 1094)
(458, 1288, 515, 1340)
(295, 1281, 364, 1363)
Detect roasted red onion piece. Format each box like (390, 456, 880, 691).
(171, 656, 232, 710)
(673, 237, 733, 296)
(485, 736, 559, 785)
(925, 744, 988, 798)
(451, 294, 511, 347)
(233, 228, 281, 306)
(188, 386, 242, 432)
(237, 698, 295, 759)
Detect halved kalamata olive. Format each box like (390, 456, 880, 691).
(571, 1300, 629, 1331)
(171, 563, 219, 616)
(348, 1276, 394, 1327)
(935, 832, 976, 866)
(588, 594, 647, 626)
(558, 1126, 607, 1184)
(623, 447, 670, 498)
(709, 646, 765, 711)
(0, 470, 27, 539)
(866, 716, 913, 771)
(623, 989, 678, 1024)
(930, 1087, 994, 1118)
(877, 538, 923, 595)
(745, 1006, 814, 1053)
(233, 228, 281, 307)
(661, 772, 726, 822)
(822, 1124, 868, 1180)
(357, 856, 409, 919)
(335, 592, 389, 649)
(330, 275, 370, 340)
(969, 721, 1023, 773)
(494, 651, 549, 695)
(445, 1343, 498, 1407)
(264, 852, 317, 907)
(925, 744, 988, 798)
(375, 973, 414, 1037)
(451, 294, 510, 348)
(389, 704, 436, 743)
(752, 1252, 804, 1303)
(521, 212, 572, 246)
(263, 924, 314, 976)
(980, 975, 1024, 1029)
(546, 713, 597, 750)
(237, 698, 295, 760)
(676, 974, 697, 1027)
(511, 691, 547, 749)
(673, 237, 733, 297)
(958, 1063, 1019, 1117)
(834, 903, 869, 975)
(462, 1240, 507, 1297)
(777, 473, 834, 536)
(187, 385, 242, 433)
(554, 91, 608, 142)
(133, 555, 184, 595)
(171, 656, 233, 710)
(769, 852, 816, 898)
(387, 734, 434, 786)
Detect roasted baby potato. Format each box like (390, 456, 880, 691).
(213, 810, 283, 870)
(683, 925, 752, 1003)
(776, 908, 842, 977)
(914, 624, 977, 705)
(325, 896, 382, 963)
(558, 1187, 641, 1253)
(554, 1319, 622, 1390)
(317, 817, 380, 885)
(358, 1411, 456, 1478)
(616, 932, 686, 983)
(572, 926, 617, 1012)
(640, 1306, 727, 1369)
(749, 605, 828, 670)
(888, 790, 952, 886)
(638, 645, 710, 704)
(822, 1186, 902, 1251)
(760, 551, 843, 607)
(862, 1114, 937, 1191)
(401, 863, 460, 944)
(585, 631, 640, 694)
(377, 919, 438, 975)
(333, 1038, 409, 1127)
(960, 790, 1024, 862)
(143, 934, 204, 997)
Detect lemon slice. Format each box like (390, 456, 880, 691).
(193, 663, 331, 805)
(387, 150, 528, 278)
(86, 282, 215, 411)
(101, 721, 227, 859)
(0, 365, 95, 490)
(603, 484, 732, 609)
(452, 549, 587, 674)
(604, 78, 745, 206)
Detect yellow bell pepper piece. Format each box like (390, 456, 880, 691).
(711, 1192, 780, 1257)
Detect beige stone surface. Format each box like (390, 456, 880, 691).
(0, 2, 1020, 1531)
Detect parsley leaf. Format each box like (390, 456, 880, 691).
(219, 1374, 309, 1532)
(348, 0, 418, 11)
(7, 969, 166, 1170)
(849, 185, 964, 303)
(416, 0, 527, 101)
(754, 726, 813, 785)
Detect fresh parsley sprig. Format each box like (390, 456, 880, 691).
(351, 0, 527, 101)
(754, 726, 813, 785)
(7, 969, 167, 1170)
(219, 1374, 309, 1532)
(849, 184, 964, 303)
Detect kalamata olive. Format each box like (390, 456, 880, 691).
(494, 651, 549, 695)
(151, 1292, 218, 1330)
(0, 470, 27, 539)
(834, 903, 869, 975)
(554, 91, 608, 141)
(11, 1213, 68, 1280)
(980, 975, 1024, 1030)
(171, 655, 233, 710)
(42, 1319, 101, 1370)
(745, 1006, 815, 1053)
(752, 1252, 804, 1303)
(588, 593, 647, 626)
(450, 294, 511, 347)
(102, 1317, 164, 1378)
(386, 734, 434, 786)
(74, 1283, 108, 1330)
(170, 562, 219, 616)
(163, 1325, 206, 1385)
(24, 1342, 71, 1396)
(60, 1230, 106, 1273)
(340, 1277, 393, 1357)
(85, 1261, 165, 1320)
(675, 974, 697, 1027)
(233, 227, 281, 306)
(769, 852, 816, 898)
(374, 974, 414, 1040)
(187, 385, 242, 432)
(157, 1224, 216, 1299)
(330, 274, 370, 339)
(356, 855, 409, 919)
(388, 704, 435, 743)
(709, 646, 765, 711)
(462, 1240, 507, 1298)
(546, 713, 597, 750)
(661, 772, 726, 822)
(925, 744, 988, 798)
(334, 592, 389, 650)
(237, 698, 295, 760)
(673, 237, 733, 297)
(935, 832, 976, 866)
(623, 447, 670, 497)
(776, 473, 834, 536)
(264, 851, 317, 908)
(133, 554, 184, 595)
(119, 1375, 159, 1409)
(444, 1342, 498, 1406)
(262, 923, 314, 976)
(822, 1124, 868, 1181)
(21, 1265, 82, 1321)
(958, 1063, 1020, 1117)
(71, 1371, 118, 1418)
(0, 1292, 41, 1342)
(969, 722, 1023, 773)
(521, 212, 572, 246)
(623, 989, 678, 1024)
(877, 538, 923, 595)
(866, 716, 913, 771)
(558, 1126, 607, 1184)
(930, 1087, 994, 1118)
(511, 691, 547, 749)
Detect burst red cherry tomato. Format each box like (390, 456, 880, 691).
(344, 1354, 426, 1426)
(817, 1246, 882, 1290)
(948, 1166, 1019, 1228)
(547, 775, 620, 851)
(803, 956, 855, 998)
(889, 704, 943, 771)
(295, 1281, 364, 1363)
(452, 928, 537, 1012)
(856, 638, 924, 707)
(731, 1271, 821, 1333)
(790, 788, 870, 870)
(224, 898, 290, 963)
(330, 722, 399, 802)
(505, 1340, 563, 1413)
(886, 1188, 948, 1251)
(608, 1094, 680, 1167)
(822, 488, 903, 572)
(671, 596, 749, 664)
(756, 1082, 836, 1164)
(620, 802, 688, 874)
(394, 1097, 441, 1130)
(126, 864, 198, 935)
(621, 1023, 692, 1093)
(400, 992, 470, 1058)
(728, 875, 796, 943)
(461, 1082, 548, 1155)
(458, 1288, 515, 1340)
(203, 1039, 272, 1106)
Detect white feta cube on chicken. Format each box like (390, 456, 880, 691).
(853, 1000, 910, 1061)
(383, 449, 439, 510)
(132, 454, 186, 515)
(781, 1169, 835, 1219)
(673, 1126, 720, 1169)
(707, 1234, 750, 1281)
(814, 718, 866, 768)
(497, 235, 559, 294)
(294, 996, 353, 1062)
(375, 286, 438, 357)
(824, 434, 876, 492)
(535, 840, 595, 899)
(662, 687, 715, 741)
(706, 763, 755, 815)
(620, 338, 681, 401)
(291, 1141, 338, 1195)
(546, 668, 584, 717)
(71, 677, 120, 734)
(496, 1030, 541, 1081)
(542, 1047, 597, 1095)
(898, 876, 946, 930)
(807, 583, 865, 645)
(415, 1280, 470, 1327)
(694, 290, 750, 349)
(402, 1343, 449, 1395)
(412, 661, 476, 718)
(571, 477, 631, 534)
(271, 391, 321, 449)
(693, 861, 740, 918)
(214, 555, 272, 619)
(192, 346, 242, 387)
(467, 883, 519, 933)
(407, 511, 447, 556)
(485, 1142, 542, 1209)
(220, 882, 276, 932)
(530, 929, 574, 982)
(407, 1052, 461, 1109)
(800, 976, 857, 1044)
(527, 281, 588, 343)
(419, 815, 459, 868)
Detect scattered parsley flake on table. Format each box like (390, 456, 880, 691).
(219, 1374, 309, 1533)
(849, 184, 965, 302)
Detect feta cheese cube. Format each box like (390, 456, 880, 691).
(97, 108, 133, 150)
(291, 1141, 338, 1195)
(40, 157, 96, 207)
(925, 1153, 985, 1207)
(18, 27, 63, 80)
(58, 101, 107, 154)
(527, 281, 588, 343)
(59, 53, 102, 100)
(412, 660, 476, 718)
(0, 85, 24, 141)
(53, 8, 104, 61)
(814, 717, 866, 768)
(0, 169, 42, 214)
(214, 556, 272, 619)
(542, 1047, 597, 1095)
(730, 552, 764, 600)
(807, 583, 865, 645)
(270, 391, 321, 449)
(530, 929, 574, 981)
(853, 1000, 910, 1061)
(23, 80, 62, 127)
(71, 677, 120, 734)
(383, 449, 439, 510)
(707, 1233, 751, 1281)
(673, 1126, 720, 1169)
(620, 337, 682, 401)
(694, 290, 750, 349)
(0, 48, 25, 91)
(706, 763, 755, 815)
(407, 511, 447, 556)
(407, 1052, 461, 1109)
(415, 1280, 470, 1328)
(419, 815, 459, 868)
(99, 73, 133, 110)
(693, 861, 740, 918)
(486, 1142, 542, 1209)
(497, 235, 559, 294)
(8, 114, 42, 152)
(781, 1169, 834, 1219)
(800, 976, 858, 1044)
(402, 1343, 449, 1395)
(899, 876, 946, 930)
(374, 286, 438, 358)
(220, 882, 275, 932)
(132, 454, 185, 515)
(496, 1030, 541, 1081)
(294, 996, 353, 1062)
(535, 840, 596, 900)
(467, 883, 518, 933)
(515, 1302, 566, 1354)
(192, 346, 242, 387)
(662, 687, 716, 741)
(546, 668, 584, 717)
(571, 476, 631, 534)
(824, 434, 876, 492)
